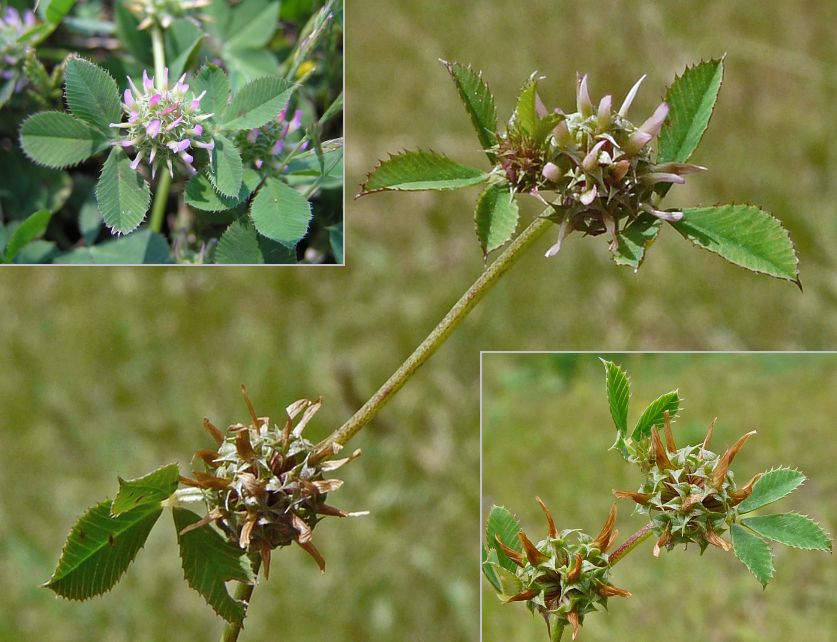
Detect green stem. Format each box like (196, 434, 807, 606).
(220, 556, 262, 642)
(609, 523, 654, 567)
(311, 214, 552, 463)
(148, 24, 171, 234)
(148, 170, 171, 233)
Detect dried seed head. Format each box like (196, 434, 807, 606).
(185, 388, 365, 576)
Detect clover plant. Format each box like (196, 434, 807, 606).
(1, 0, 343, 263)
(482, 360, 831, 641)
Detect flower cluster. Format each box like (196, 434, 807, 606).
(125, 0, 210, 30)
(496, 500, 628, 640)
(110, 67, 214, 178)
(497, 74, 705, 256)
(0, 7, 35, 89)
(613, 411, 760, 555)
(179, 387, 366, 577)
(239, 107, 307, 171)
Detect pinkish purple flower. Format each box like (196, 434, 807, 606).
(146, 119, 162, 138)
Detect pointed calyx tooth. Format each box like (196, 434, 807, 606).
(566, 553, 584, 582)
(495, 534, 525, 567)
(194, 448, 220, 467)
(702, 417, 717, 451)
(259, 543, 272, 580)
(704, 527, 731, 552)
(592, 504, 617, 552)
(203, 417, 224, 446)
(567, 609, 581, 640)
(536, 496, 558, 538)
(663, 410, 677, 453)
(711, 430, 757, 488)
(179, 472, 231, 490)
(177, 507, 224, 536)
(235, 428, 256, 461)
(519, 530, 550, 566)
(598, 582, 631, 598)
(653, 528, 671, 557)
(240, 384, 260, 427)
(613, 490, 652, 505)
(297, 539, 326, 572)
(503, 588, 539, 604)
(730, 473, 762, 505)
(651, 426, 672, 469)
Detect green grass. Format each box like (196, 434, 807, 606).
(0, 268, 477, 641)
(348, 0, 836, 349)
(482, 353, 837, 642)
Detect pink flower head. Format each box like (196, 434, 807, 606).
(174, 73, 188, 93)
(123, 89, 135, 107)
(289, 109, 303, 133)
(191, 90, 206, 110)
(149, 94, 161, 107)
(191, 124, 203, 136)
(167, 139, 191, 153)
(142, 69, 153, 91)
(166, 116, 184, 131)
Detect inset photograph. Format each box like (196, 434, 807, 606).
(482, 352, 835, 641)
(1, 0, 343, 264)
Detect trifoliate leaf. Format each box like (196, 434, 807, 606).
(185, 168, 261, 212)
(249, 177, 312, 247)
(96, 147, 151, 234)
(111, 464, 180, 517)
(632, 390, 680, 441)
(474, 182, 518, 255)
(486, 506, 523, 573)
(3, 209, 52, 263)
(19, 111, 106, 169)
(43, 500, 163, 600)
(190, 64, 231, 118)
(214, 218, 264, 264)
(64, 57, 121, 133)
(742, 514, 831, 551)
(359, 150, 488, 195)
(173, 508, 256, 625)
(221, 76, 295, 130)
(225, 0, 279, 50)
(738, 467, 806, 514)
(673, 205, 800, 285)
(441, 60, 498, 161)
(601, 359, 631, 459)
(658, 58, 724, 164)
(731, 523, 774, 588)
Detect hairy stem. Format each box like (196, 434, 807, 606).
(149, 170, 171, 233)
(609, 523, 654, 567)
(220, 556, 262, 642)
(148, 24, 172, 234)
(311, 214, 552, 462)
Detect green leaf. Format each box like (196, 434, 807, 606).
(45, 0, 78, 24)
(632, 390, 680, 441)
(111, 464, 180, 517)
(510, 76, 539, 138)
(225, 49, 279, 90)
(601, 359, 631, 458)
(165, 20, 204, 81)
(611, 214, 662, 270)
(225, 0, 279, 50)
(185, 169, 261, 212)
(97, 147, 151, 234)
(208, 134, 244, 198)
(474, 183, 518, 255)
(739, 467, 807, 514)
(214, 218, 264, 264)
(114, 1, 152, 66)
(481, 545, 502, 592)
(328, 223, 344, 264)
(742, 514, 832, 551)
(360, 150, 489, 195)
(731, 523, 774, 588)
(19, 111, 106, 169)
(221, 76, 295, 131)
(673, 205, 800, 284)
(483, 559, 524, 598)
(486, 506, 523, 573)
(173, 508, 256, 625)
(250, 177, 312, 246)
(43, 500, 163, 600)
(3, 210, 52, 263)
(659, 58, 724, 164)
(190, 65, 231, 118)
(442, 60, 498, 161)
(64, 58, 121, 133)
(54, 230, 171, 264)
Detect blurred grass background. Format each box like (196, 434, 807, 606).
(348, 0, 836, 349)
(0, 268, 477, 641)
(482, 353, 837, 642)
